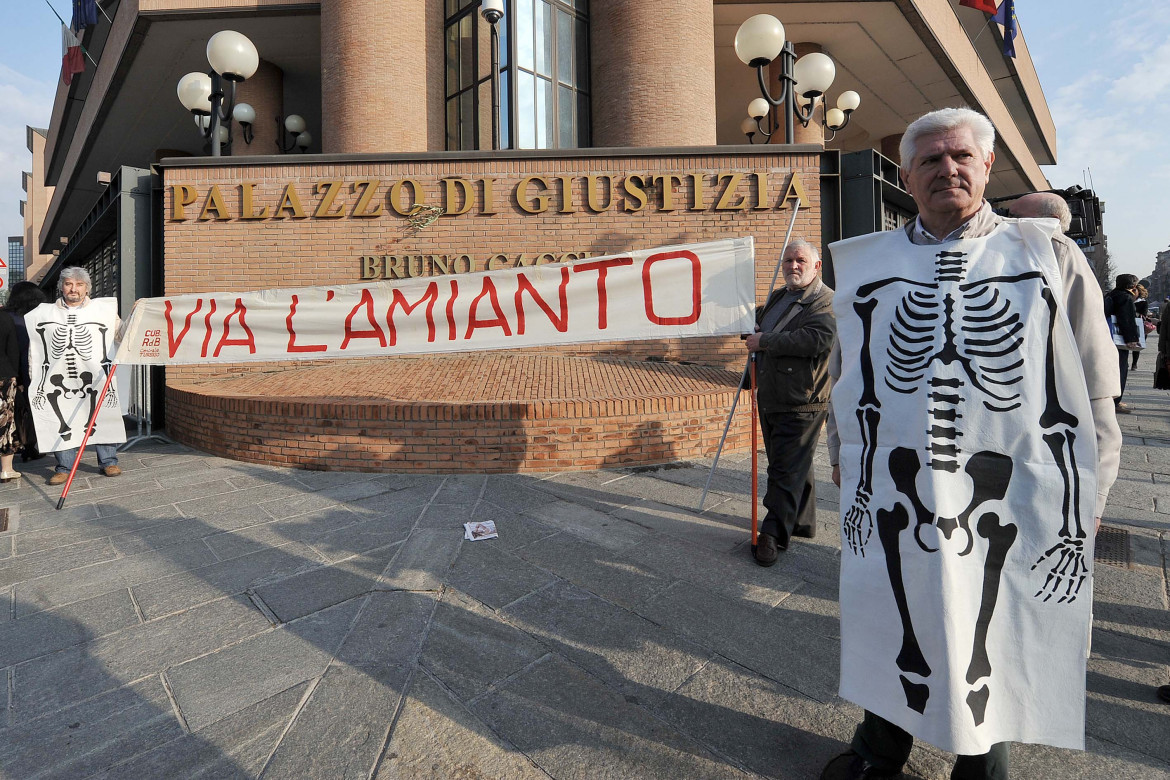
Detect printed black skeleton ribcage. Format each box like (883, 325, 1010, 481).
(958, 284, 1025, 413)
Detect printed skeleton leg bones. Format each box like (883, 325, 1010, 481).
(879, 446, 1015, 720)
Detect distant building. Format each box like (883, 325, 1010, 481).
(7, 235, 25, 284)
(1147, 248, 1170, 307)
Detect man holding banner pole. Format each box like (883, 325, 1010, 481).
(745, 238, 835, 566)
(29, 267, 125, 485)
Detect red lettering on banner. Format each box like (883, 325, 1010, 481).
(465, 278, 513, 340)
(515, 267, 569, 334)
(446, 280, 459, 342)
(164, 299, 203, 358)
(341, 289, 387, 349)
(201, 299, 218, 357)
(386, 283, 439, 345)
(213, 299, 256, 357)
(572, 257, 633, 329)
(642, 250, 701, 325)
(286, 295, 327, 353)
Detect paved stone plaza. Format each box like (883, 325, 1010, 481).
(1, 364, 1167, 778)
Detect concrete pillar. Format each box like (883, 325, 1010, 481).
(233, 60, 282, 156)
(881, 133, 903, 165)
(321, 0, 429, 152)
(590, 0, 716, 147)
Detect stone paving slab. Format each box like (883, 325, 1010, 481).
(520, 498, 651, 551)
(0, 676, 182, 780)
(419, 589, 547, 702)
(260, 592, 436, 778)
(10, 595, 270, 724)
(470, 654, 749, 780)
(166, 598, 363, 732)
(376, 670, 549, 779)
(513, 531, 670, 612)
(651, 656, 860, 778)
(90, 681, 309, 780)
(252, 544, 400, 623)
(13, 538, 219, 617)
(502, 579, 713, 705)
(0, 588, 140, 666)
(131, 540, 325, 620)
(307, 503, 421, 562)
(446, 539, 558, 610)
(0, 538, 119, 588)
(12, 504, 186, 555)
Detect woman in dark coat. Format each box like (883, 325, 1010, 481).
(3, 282, 49, 469)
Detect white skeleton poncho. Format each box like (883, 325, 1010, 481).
(28, 298, 126, 451)
(830, 219, 1096, 755)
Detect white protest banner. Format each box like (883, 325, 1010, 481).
(114, 238, 756, 365)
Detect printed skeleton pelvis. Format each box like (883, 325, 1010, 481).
(32, 313, 116, 441)
(843, 249, 1088, 723)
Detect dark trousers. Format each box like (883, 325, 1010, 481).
(1117, 348, 1130, 401)
(852, 711, 1010, 780)
(759, 409, 825, 548)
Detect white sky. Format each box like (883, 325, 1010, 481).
(2, 0, 1167, 279)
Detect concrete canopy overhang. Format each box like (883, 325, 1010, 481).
(40, 1, 321, 255)
(714, 0, 1056, 197)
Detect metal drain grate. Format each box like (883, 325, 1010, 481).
(0, 507, 8, 533)
(1094, 525, 1131, 568)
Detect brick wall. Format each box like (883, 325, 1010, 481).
(160, 148, 821, 471)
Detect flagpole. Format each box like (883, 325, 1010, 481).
(44, 0, 100, 67)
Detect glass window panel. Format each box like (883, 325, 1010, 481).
(557, 8, 572, 85)
(498, 0, 509, 67)
(536, 75, 552, 148)
(574, 0, 587, 11)
(517, 0, 534, 70)
(446, 24, 460, 97)
(460, 89, 476, 150)
(500, 67, 511, 147)
(575, 17, 589, 91)
(446, 97, 459, 150)
(459, 15, 474, 91)
(577, 91, 591, 147)
(536, 2, 553, 77)
(446, 0, 458, 18)
(558, 84, 575, 148)
(517, 69, 536, 148)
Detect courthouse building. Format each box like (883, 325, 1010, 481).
(30, 0, 1058, 472)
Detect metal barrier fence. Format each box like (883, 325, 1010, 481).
(121, 364, 171, 451)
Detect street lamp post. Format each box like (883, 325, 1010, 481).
(734, 14, 860, 144)
(276, 114, 313, 153)
(481, 0, 505, 150)
(176, 31, 259, 156)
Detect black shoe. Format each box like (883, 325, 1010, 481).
(1158, 685, 1170, 704)
(754, 532, 780, 567)
(820, 750, 899, 780)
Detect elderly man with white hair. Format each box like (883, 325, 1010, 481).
(1008, 191, 1072, 232)
(744, 238, 835, 565)
(821, 108, 1121, 780)
(30, 266, 124, 484)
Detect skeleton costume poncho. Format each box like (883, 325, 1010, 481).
(830, 217, 1096, 755)
(28, 298, 125, 451)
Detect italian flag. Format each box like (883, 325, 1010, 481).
(61, 24, 84, 85)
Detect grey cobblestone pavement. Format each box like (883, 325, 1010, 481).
(1, 354, 1167, 778)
